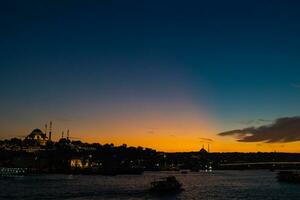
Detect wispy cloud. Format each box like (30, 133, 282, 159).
(198, 137, 214, 143)
(238, 119, 271, 125)
(147, 130, 156, 135)
(219, 116, 300, 143)
(291, 83, 300, 88)
(146, 128, 182, 135)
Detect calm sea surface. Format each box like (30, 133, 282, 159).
(0, 171, 299, 200)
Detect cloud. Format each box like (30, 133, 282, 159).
(198, 137, 214, 143)
(146, 128, 159, 135)
(291, 84, 300, 88)
(238, 119, 271, 125)
(218, 117, 300, 143)
(147, 130, 156, 135)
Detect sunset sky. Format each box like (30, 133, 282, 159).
(1, 0, 300, 152)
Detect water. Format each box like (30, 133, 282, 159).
(0, 171, 299, 200)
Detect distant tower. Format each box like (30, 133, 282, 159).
(45, 123, 48, 136)
(49, 121, 52, 141)
(67, 129, 70, 140)
(62, 131, 64, 139)
(208, 144, 210, 153)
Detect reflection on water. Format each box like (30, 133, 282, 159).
(1, 171, 300, 200)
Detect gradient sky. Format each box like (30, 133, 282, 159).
(1, 0, 300, 152)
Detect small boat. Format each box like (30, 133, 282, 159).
(277, 171, 300, 183)
(150, 176, 184, 193)
(181, 170, 189, 174)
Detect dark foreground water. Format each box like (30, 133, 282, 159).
(0, 171, 300, 200)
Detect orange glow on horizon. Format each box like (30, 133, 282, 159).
(2, 95, 300, 153)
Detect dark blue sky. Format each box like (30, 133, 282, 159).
(1, 1, 300, 150)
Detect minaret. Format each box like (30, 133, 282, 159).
(45, 123, 48, 136)
(208, 144, 210, 153)
(67, 129, 70, 140)
(49, 121, 52, 141)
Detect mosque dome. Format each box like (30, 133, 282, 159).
(199, 147, 208, 154)
(26, 129, 47, 140)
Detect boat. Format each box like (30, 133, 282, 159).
(150, 176, 184, 193)
(180, 170, 189, 174)
(277, 171, 300, 183)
